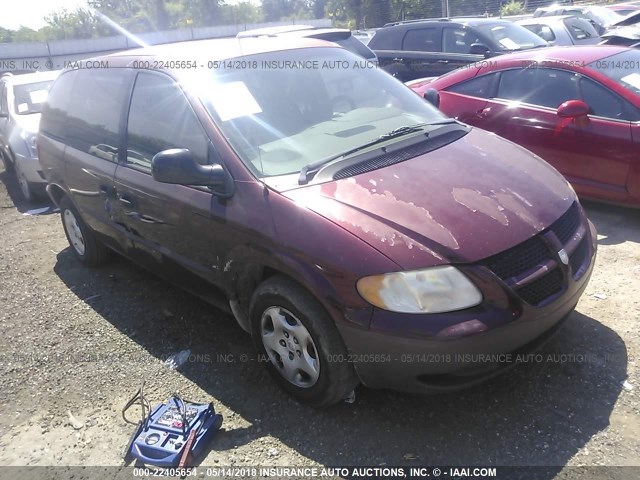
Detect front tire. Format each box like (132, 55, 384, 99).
(15, 162, 36, 203)
(59, 196, 111, 266)
(0, 150, 13, 172)
(250, 276, 359, 407)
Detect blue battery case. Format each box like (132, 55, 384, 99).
(130, 399, 222, 466)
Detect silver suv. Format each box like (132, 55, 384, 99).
(237, 25, 378, 65)
(0, 71, 59, 202)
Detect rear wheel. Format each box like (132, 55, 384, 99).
(250, 276, 359, 407)
(60, 196, 111, 266)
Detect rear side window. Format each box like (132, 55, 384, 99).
(125, 72, 208, 172)
(567, 23, 592, 41)
(402, 28, 439, 52)
(447, 73, 496, 98)
(40, 70, 78, 141)
(65, 69, 131, 162)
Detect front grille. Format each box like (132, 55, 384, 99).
(482, 235, 549, 281)
(515, 268, 564, 306)
(569, 238, 590, 280)
(550, 202, 580, 245)
(479, 201, 587, 306)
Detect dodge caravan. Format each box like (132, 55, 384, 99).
(38, 38, 597, 407)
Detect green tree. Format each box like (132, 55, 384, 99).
(41, 8, 98, 40)
(11, 26, 42, 42)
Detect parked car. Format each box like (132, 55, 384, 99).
(533, 5, 623, 34)
(0, 70, 59, 201)
(600, 11, 640, 47)
(600, 25, 640, 47)
(609, 10, 640, 27)
(368, 18, 548, 82)
(408, 46, 640, 206)
(517, 15, 601, 45)
(39, 38, 596, 406)
(605, 3, 640, 17)
(237, 25, 378, 64)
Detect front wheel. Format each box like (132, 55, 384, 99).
(250, 276, 359, 407)
(0, 150, 13, 172)
(60, 196, 111, 266)
(15, 162, 37, 203)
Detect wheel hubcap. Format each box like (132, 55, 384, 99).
(260, 307, 320, 388)
(64, 210, 86, 255)
(17, 169, 30, 200)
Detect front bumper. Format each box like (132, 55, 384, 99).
(15, 153, 46, 185)
(337, 218, 597, 393)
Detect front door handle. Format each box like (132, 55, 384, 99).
(118, 195, 134, 207)
(437, 59, 449, 64)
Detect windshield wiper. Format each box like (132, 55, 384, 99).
(298, 123, 429, 185)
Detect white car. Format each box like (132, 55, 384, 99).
(0, 70, 60, 202)
(517, 15, 601, 45)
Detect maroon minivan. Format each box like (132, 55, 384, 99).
(38, 37, 597, 407)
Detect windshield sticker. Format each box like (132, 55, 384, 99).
(17, 103, 28, 113)
(621, 73, 640, 90)
(29, 89, 48, 104)
(498, 37, 520, 50)
(209, 81, 262, 121)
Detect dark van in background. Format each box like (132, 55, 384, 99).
(39, 38, 596, 407)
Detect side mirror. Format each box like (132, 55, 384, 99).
(469, 43, 490, 56)
(151, 148, 234, 197)
(423, 88, 440, 108)
(557, 99, 589, 119)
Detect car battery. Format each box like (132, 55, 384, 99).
(125, 396, 223, 467)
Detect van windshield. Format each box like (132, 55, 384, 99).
(197, 47, 447, 178)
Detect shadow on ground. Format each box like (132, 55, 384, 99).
(582, 201, 640, 246)
(0, 168, 53, 214)
(52, 242, 627, 473)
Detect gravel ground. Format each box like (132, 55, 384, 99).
(0, 164, 638, 478)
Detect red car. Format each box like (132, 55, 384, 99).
(408, 46, 640, 206)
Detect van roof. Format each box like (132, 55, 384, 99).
(96, 37, 336, 66)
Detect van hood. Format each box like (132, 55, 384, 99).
(283, 128, 575, 269)
(13, 113, 41, 134)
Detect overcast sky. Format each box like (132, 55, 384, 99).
(1, 0, 86, 30)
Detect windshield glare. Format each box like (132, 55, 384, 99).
(589, 50, 640, 96)
(477, 23, 548, 50)
(199, 48, 446, 178)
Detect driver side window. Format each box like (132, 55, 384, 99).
(126, 72, 209, 172)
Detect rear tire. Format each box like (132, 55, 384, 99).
(250, 276, 359, 408)
(59, 196, 111, 266)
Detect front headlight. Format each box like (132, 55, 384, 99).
(357, 266, 482, 314)
(20, 130, 38, 158)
